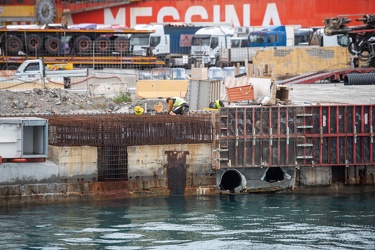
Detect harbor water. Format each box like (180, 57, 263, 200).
(0, 193, 374, 249)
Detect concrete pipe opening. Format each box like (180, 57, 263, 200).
(264, 167, 284, 182)
(219, 169, 247, 193)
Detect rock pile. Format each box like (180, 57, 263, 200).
(0, 88, 166, 115)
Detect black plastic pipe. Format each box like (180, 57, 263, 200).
(344, 73, 375, 85)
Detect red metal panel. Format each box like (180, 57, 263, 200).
(302, 105, 375, 167)
(219, 105, 375, 169)
(220, 106, 299, 168)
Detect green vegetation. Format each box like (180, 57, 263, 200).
(113, 91, 132, 104)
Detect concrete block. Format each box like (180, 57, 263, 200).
(300, 166, 331, 186)
(253, 46, 351, 76)
(127, 144, 212, 179)
(0, 160, 59, 184)
(49, 146, 97, 180)
(89, 82, 128, 98)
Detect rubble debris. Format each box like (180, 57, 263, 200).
(0, 89, 166, 115)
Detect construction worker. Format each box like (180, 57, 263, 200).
(208, 100, 225, 109)
(166, 97, 189, 115)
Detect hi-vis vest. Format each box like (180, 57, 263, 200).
(172, 97, 186, 107)
(215, 100, 222, 108)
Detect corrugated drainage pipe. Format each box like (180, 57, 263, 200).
(219, 169, 247, 193)
(344, 73, 375, 85)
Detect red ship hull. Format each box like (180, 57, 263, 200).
(65, 0, 375, 28)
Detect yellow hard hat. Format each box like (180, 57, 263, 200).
(134, 106, 144, 115)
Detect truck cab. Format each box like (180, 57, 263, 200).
(15, 60, 43, 83)
(14, 59, 88, 88)
(190, 26, 234, 67)
(130, 24, 170, 58)
(248, 25, 289, 47)
(231, 37, 248, 48)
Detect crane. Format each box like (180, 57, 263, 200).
(324, 14, 375, 67)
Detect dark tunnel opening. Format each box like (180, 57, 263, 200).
(264, 167, 284, 182)
(219, 169, 243, 191)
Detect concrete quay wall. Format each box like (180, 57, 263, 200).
(1, 144, 375, 206)
(0, 144, 219, 205)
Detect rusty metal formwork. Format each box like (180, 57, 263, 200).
(44, 113, 213, 181)
(218, 105, 375, 168)
(47, 113, 213, 146)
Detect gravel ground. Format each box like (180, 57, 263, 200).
(0, 81, 374, 116)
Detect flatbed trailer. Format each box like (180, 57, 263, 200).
(0, 26, 165, 69)
(278, 67, 375, 85)
(0, 55, 165, 70)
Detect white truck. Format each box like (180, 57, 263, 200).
(3, 59, 88, 90)
(219, 26, 346, 66)
(218, 25, 297, 66)
(220, 26, 261, 66)
(189, 26, 234, 67)
(130, 24, 205, 67)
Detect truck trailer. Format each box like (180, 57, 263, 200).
(0, 24, 164, 70)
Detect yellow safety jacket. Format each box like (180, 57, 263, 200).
(215, 100, 222, 108)
(168, 97, 188, 113)
(172, 97, 186, 107)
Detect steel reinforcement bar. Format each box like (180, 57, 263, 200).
(46, 113, 213, 146)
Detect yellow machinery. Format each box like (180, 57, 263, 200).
(46, 63, 73, 70)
